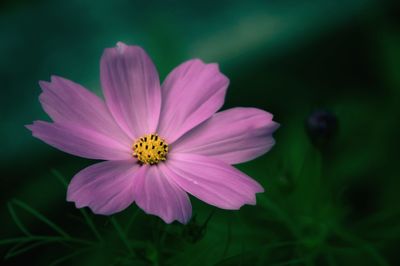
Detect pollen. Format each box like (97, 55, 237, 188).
(132, 133, 168, 165)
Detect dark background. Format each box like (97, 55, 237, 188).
(1, 0, 400, 265)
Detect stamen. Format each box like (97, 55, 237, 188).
(132, 133, 168, 165)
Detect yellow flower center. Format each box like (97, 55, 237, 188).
(132, 133, 168, 165)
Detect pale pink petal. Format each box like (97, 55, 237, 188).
(67, 160, 143, 215)
(39, 76, 131, 146)
(157, 59, 229, 143)
(172, 107, 279, 164)
(163, 153, 264, 209)
(27, 121, 131, 160)
(133, 164, 192, 224)
(100, 42, 161, 139)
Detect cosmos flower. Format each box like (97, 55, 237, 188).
(27, 42, 279, 224)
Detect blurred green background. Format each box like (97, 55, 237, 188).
(1, 0, 400, 265)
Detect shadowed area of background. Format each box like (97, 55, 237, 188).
(1, 0, 400, 265)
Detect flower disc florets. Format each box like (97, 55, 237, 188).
(132, 133, 168, 165)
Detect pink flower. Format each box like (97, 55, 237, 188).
(27, 42, 279, 224)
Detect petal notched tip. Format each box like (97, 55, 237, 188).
(108, 41, 146, 56)
(25, 120, 43, 133)
(116, 41, 128, 54)
(272, 120, 281, 129)
(189, 58, 219, 68)
(141, 209, 189, 224)
(38, 80, 51, 91)
(25, 123, 34, 132)
(66, 191, 98, 215)
(38, 75, 65, 89)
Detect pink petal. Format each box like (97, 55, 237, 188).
(133, 164, 192, 224)
(39, 76, 131, 147)
(172, 107, 279, 164)
(100, 42, 161, 139)
(163, 153, 264, 210)
(27, 121, 131, 160)
(67, 160, 142, 215)
(157, 59, 229, 143)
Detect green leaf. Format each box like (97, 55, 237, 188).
(7, 202, 32, 236)
(51, 169, 68, 188)
(49, 247, 93, 266)
(0, 236, 94, 246)
(334, 228, 389, 266)
(111, 217, 135, 257)
(10, 199, 70, 238)
(270, 258, 305, 266)
(124, 207, 140, 234)
(5, 240, 49, 259)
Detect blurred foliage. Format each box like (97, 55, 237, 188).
(1, 0, 400, 265)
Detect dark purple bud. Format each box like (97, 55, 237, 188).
(182, 211, 214, 243)
(306, 109, 338, 148)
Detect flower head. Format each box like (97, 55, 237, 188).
(27, 42, 279, 224)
